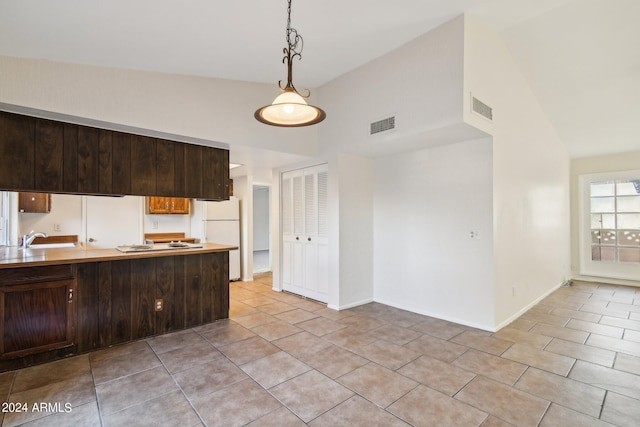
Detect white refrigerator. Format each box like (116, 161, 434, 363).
(198, 197, 240, 281)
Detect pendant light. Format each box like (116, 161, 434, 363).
(255, 0, 326, 127)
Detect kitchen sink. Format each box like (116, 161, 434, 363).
(116, 242, 203, 253)
(29, 242, 77, 249)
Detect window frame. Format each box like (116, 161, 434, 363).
(579, 170, 640, 281)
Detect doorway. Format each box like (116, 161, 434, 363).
(253, 185, 271, 274)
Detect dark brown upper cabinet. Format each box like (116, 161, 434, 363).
(130, 135, 156, 196)
(0, 111, 229, 200)
(112, 132, 132, 195)
(156, 138, 175, 197)
(201, 145, 230, 201)
(184, 143, 203, 199)
(34, 119, 64, 192)
(0, 112, 35, 191)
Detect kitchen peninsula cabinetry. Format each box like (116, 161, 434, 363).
(0, 111, 229, 201)
(146, 197, 190, 214)
(76, 252, 228, 352)
(0, 249, 229, 371)
(0, 265, 76, 359)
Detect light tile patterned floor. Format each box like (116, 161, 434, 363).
(1, 275, 640, 426)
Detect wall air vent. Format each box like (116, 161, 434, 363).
(472, 96, 493, 121)
(370, 116, 395, 135)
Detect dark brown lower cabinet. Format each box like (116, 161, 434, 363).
(76, 252, 229, 353)
(0, 265, 76, 359)
(0, 252, 229, 371)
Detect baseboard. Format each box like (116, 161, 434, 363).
(329, 297, 374, 311)
(494, 281, 565, 331)
(373, 297, 496, 332)
(574, 275, 640, 288)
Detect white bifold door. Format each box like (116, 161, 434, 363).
(281, 164, 329, 303)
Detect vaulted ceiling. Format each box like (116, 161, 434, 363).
(1, 0, 639, 158)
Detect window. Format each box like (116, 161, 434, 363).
(590, 180, 640, 263)
(580, 171, 640, 281)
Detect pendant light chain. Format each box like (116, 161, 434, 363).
(285, 0, 303, 66)
(254, 0, 326, 127)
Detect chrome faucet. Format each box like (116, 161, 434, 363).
(22, 230, 48, 249)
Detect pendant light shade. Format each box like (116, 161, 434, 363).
(255, 0, 326, 127)
(255, 88, 326, 127)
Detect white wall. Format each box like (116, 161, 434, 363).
(373, 139, 495, 329)
(318, 16, 466, 157)
(0, 55, 318, 157)
(253, 186, 269, 251)
(19, 193, 82, 238)
(143, 202, 192, 237)
(463, 16, 571, 328)
(336, 154, 374, 309)
(15, 193, 192, 246)
(317, 16, 468, 311)
(0, 192, 5, 244)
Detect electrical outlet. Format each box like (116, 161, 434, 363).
(54, 224, 62, 232)
(155, 298, 163, 312)
(152, 220, 159, 229)
(469, 230, 479, 239)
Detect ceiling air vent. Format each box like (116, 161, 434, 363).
(472, 96, 493, 121)
(370, 116, 395, 135)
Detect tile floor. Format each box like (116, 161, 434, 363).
(1, 275, 640, 426)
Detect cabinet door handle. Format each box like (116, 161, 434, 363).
(165, 201, 169, 209)
(172, 201, 174, 209)
(68, 288, 74, 304)
(308, 237, 311, 242)
(296, 236, 299, 241)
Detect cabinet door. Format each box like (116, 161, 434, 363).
(281, 164, 328, 303)
(201, 147, 229, 201)
(112, 132, 132, 195)
(131, 135, 156, 196)
(63, 123, 79, 193)
(34, 119, 64, 192)
(171, 198, 190, 214)
(77, 126, 100, 194)
(1, 279, 75, 357)
(184, 144, 202, 199)
(0, 111, 35, 191)
(281, 169, 304, 297)
(146, 197, 171, 214)
(98, 129, 113, 194)
(18, 192, 51, 213)
(214, 148, 230, 200)
(156, 139, 175, 196)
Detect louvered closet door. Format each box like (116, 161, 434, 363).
(281, 164, 328, 303)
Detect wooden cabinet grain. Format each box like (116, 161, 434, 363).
(0, 111, 229, 200)
(0, 112, 35, 190)
(0, 265, 76, 358)
(156, 139, 175, 196)
(184, 144, 203, 199)
(202, 146, 230, 200)
(112, 132, 132, 195)
(146, 197, 190, 214)
(130, 135, 157, 196)
(34, 119, 64, 192)
(76, 252, 228, 351)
